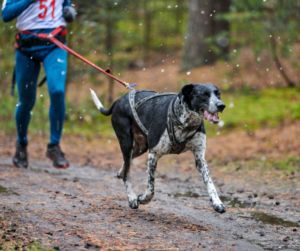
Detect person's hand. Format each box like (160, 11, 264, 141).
(63, 6, 76, 23)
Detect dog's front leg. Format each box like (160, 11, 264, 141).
(138, 152, 160, 205)
(193, 151, 226, 214)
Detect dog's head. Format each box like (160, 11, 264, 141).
(178, 83, 225, 124)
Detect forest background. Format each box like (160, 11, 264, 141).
(0, 0, 300, 170)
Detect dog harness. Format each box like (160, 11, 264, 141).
(128, 90, 202, 154)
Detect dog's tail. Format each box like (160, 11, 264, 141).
(90, 89, 116, 116)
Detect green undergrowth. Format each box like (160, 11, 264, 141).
(0, 87, 299, 138)
(221, 156, 300, 174)
(205, 87, 300, 136)
(0, 217, 55, 251)
(0, 240, 55, 251)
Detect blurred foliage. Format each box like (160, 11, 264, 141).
(218, 0, 300, 53)
(0, 0, 188, 89)
(216, 0, 300, 86)
(1, 0, 299, 87)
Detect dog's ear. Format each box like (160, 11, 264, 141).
(178, 84, 194, 104)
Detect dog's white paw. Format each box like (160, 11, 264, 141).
(128, 199, 139, 209)
(117, 171, 123, 179)
(138, 194, 153, 205)
(213, 203, 226, 214)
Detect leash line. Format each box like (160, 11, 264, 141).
(20, 27, 135, 90)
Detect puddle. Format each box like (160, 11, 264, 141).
(167, 191, 203, 198)
(219, 196, 256, 208)
(240, 211, 300, 228)
(168, 193, 257, 209)
(0, 185, 19, 196)
(248, 239, 288, 251)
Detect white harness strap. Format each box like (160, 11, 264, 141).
(128, 91, 149, 135)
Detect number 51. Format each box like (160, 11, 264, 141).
(39, 0, 56, 19)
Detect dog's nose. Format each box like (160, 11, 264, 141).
(216, 102, 226, 112)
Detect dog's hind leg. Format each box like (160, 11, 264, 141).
(117, 140, 148, 180)
(138, 152, 160, 205)
(113, 119, 139, 209)
(117, 162, 125, 179)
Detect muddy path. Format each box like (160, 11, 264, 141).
(0, 156, 299, 251)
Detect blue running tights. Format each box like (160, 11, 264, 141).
(15, 46, 67, 145)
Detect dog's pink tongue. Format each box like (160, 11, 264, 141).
(204, 110, 219, 123)
(204, 110, 208, 119)
(204, 110, 213, 123)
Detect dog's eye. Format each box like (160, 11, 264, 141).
(201, 93, 209, 98)
(215, 91, 221, 98)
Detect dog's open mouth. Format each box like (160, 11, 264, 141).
(203, 110, 220, 124)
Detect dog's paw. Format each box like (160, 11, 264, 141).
(137, 194, 149, 205)
(128, 199, 139, 209)
(117, 172, 123, 179)
(213, 203, 226, 214)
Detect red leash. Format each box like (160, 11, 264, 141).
(20, 27, 135, 90)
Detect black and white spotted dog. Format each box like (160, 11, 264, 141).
(90, 83, 226, 213)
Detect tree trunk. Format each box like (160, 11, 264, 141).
(143, 0, 151, 55)
(180, 0, 214, 72)
(212, 0, 230, 60)
(270, 36, 295, 87)
(105, 12, 114, 103)
(180, 0, 230, 72)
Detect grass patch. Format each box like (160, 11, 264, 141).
(0, 87, 299, 138)
(0, 217, 55, 251)
(204, 87, 300, 136)
(223, 156, 300, 174)
(0, 239, 55, 251)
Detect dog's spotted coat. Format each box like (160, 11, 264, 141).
(90, 83, 226, 213)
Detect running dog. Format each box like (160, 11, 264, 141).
(90, 83, 226, 213)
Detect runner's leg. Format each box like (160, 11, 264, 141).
(43, 47, 67, 144)
(15, 50, 40, 145)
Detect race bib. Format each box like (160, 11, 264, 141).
(16, 0, 66, 31)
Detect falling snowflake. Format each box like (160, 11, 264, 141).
(218, 121, 225, 127)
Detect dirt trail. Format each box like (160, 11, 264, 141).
(1, 155, 299, 251)
(1, 121, 300, 250)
